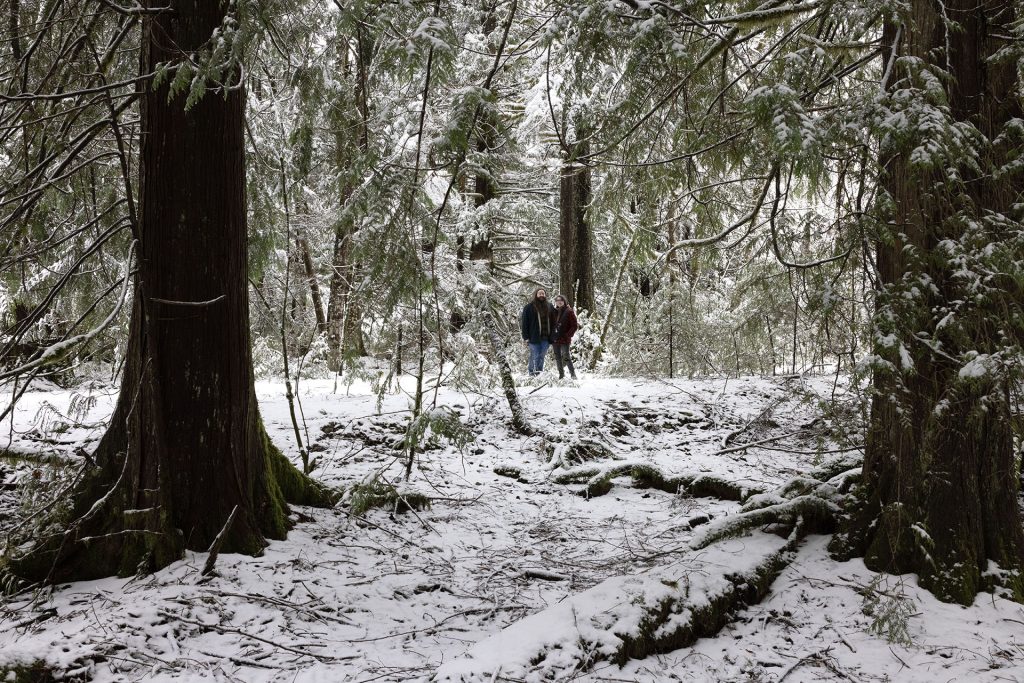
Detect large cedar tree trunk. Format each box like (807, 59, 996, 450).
(843, 0, 1024, 603)
(8, 0, 332, 584)
(559, 133, 595, 313)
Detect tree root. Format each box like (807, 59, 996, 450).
(553, 462, 762, 502)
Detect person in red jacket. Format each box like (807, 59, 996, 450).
(552, 294, 578, 380)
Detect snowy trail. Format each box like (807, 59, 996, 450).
(1, 375, 1022, 682)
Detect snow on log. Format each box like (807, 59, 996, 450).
(433, 525, 805, 681)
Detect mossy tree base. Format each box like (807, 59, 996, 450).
(2, 0, 341, 588)
(4, 419, 337, 586)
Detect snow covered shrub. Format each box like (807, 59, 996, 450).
(569, 309, 601, 371)
(3, 456, 78, 561)
(546, 435, 616, 470)
(251, 335, 281, 379)
(445, 330, 500, 393)
(346, 479, 430, 517)
(292, 333, 334, 380)
(403, 406, 474, 454)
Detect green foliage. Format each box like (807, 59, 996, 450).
(861, 576, 917, 647)
(347, 478, 430, 516)
(403, 406, 474, 455)
(0, 660, 62, 683)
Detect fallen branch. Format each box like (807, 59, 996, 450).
(712, 429, 808, 456)
(721, 397, 781, 447)
(4, 608, 58, 630)
(201, 505, 239, 577)
(521, 568, 569, 582)
(163, 610, 354, 662)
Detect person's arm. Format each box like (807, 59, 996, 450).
(520, 305, 529, 342)
(568, 309, 578, 338)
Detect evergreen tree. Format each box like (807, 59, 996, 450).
(6, 0, 333, 584)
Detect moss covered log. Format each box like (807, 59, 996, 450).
(553, 462, 763, 501)
(434, 523, 808, 681)
(433, 458, 854, 680)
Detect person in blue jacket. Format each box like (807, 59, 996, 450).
(520, 288, 555, 376)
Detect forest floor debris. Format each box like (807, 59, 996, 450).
(1, 373, 1022, 682)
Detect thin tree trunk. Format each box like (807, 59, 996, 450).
(297, 231, 327, 335)
(8, 0, 22, 61)
(559, 129, 595, 313)
(593, 213, 637, 368)
(327, 26, 372, 369)
(481, 311, 531, 436)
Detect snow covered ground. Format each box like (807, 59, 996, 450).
(1, 371, 1022, 682)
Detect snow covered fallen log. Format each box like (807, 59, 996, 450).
(433, 524, 806, 681)
(437, 454, 860, 681)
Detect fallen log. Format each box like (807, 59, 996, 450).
(436, 457, 859, 681)
(433, 522, 807, 681)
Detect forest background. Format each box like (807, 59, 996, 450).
(1, 0, 1023, 670)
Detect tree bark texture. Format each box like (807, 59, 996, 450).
(7, 0, 332, 584)
(846, 0, 1024, 604)
(559, 135, 594, 313)
(468, 135, 497, 263)
(8, 0, 21, 61)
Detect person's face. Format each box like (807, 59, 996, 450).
(536, 290, 546, 301)
(555, 297, 565, 308)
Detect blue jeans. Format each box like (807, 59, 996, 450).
(527, 340, 550, 376)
